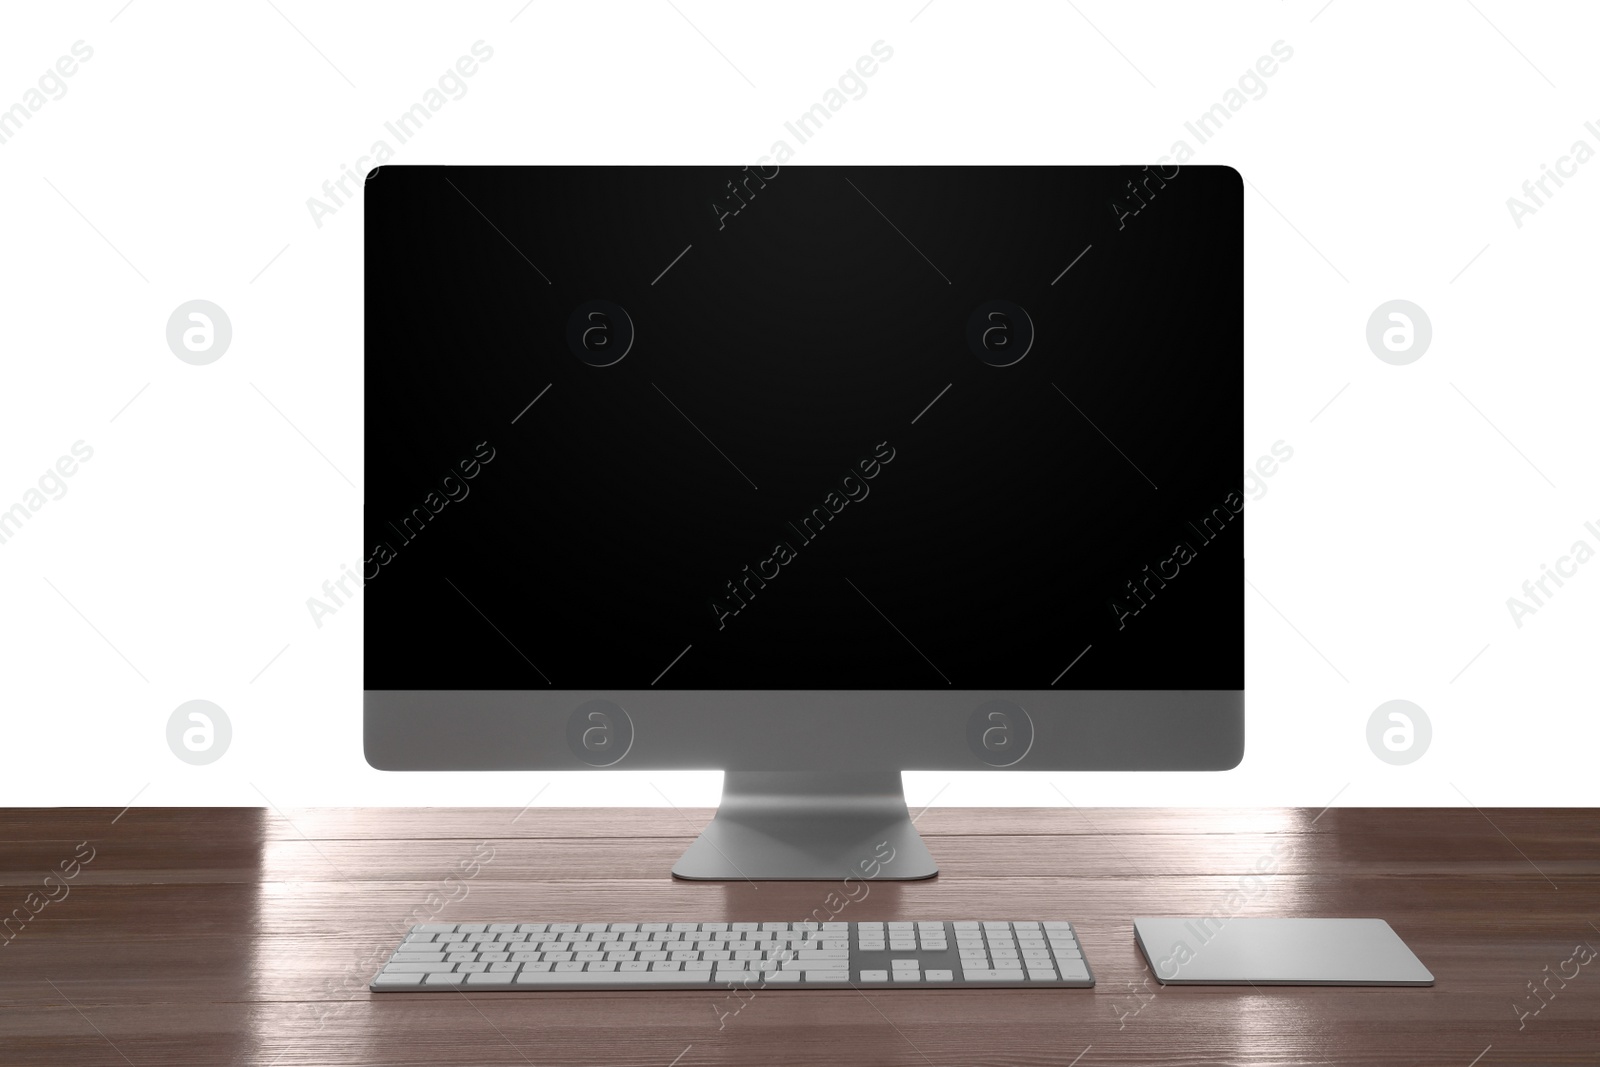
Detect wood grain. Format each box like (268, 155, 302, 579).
(0, 807, 1596, 1066)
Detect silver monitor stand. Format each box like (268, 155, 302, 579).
(672, 771, 938, 881)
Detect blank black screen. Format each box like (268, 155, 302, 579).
(364, 166, 1243, 690)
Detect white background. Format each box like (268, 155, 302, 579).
(1, 1, 1595, 811)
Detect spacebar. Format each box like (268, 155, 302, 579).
(515, 970, 712, 986)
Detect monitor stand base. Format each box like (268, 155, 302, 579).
(672, 771, 938, 881)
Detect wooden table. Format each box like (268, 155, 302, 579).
(1, 807, 1596, 1065)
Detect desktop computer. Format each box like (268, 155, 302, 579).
(363, 164, 1242, 911)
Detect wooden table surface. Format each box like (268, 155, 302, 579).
(1, 806, 1596, 1066)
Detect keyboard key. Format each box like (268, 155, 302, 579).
(466, 971, 518, 987)
(925, 969, 954, 982)
(1027, 968, 1057, 982)
(893, 970, 921, 982)
(805, 971, 848, 982)
(372, 973, 424, 987)
(891, 959, 919, 970)
(859, 970, 888, 982)
(384, 962, 457, 973)
(962, 969, 1026, 982)
(516, 969, 712, 986)
(1055, 959, 1092, 982)
(423, 972, 466, 985)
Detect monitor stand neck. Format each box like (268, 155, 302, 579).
(672, 770, 938, 881)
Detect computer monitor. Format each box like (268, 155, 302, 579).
(363, 165, 1243, 880)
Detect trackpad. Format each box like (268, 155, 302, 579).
(1134, 918, 1434, 985)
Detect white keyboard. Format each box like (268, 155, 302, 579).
(371, 920, 1093, 990)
